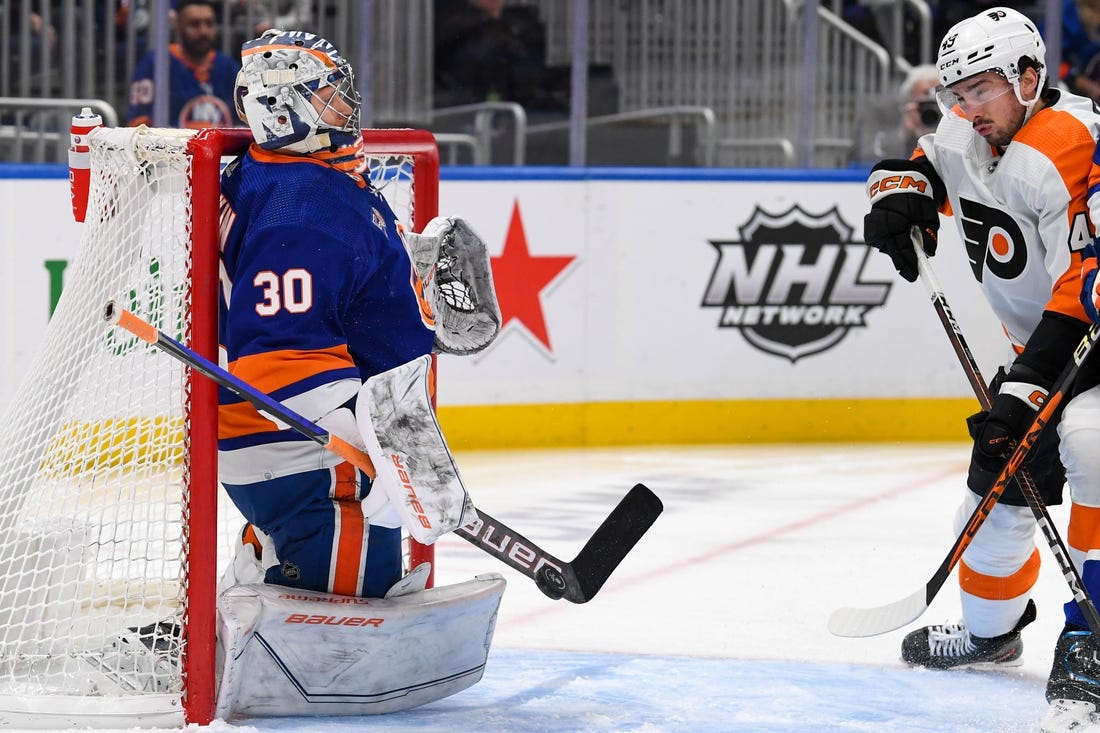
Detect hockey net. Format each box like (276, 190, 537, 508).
(0, 126, 440, 727)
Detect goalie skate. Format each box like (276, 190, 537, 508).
(89, 621, 181, 693)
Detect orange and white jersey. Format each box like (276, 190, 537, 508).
(918, 89, 1097, 352)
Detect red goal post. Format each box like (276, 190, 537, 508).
(0, 127, 440, 728)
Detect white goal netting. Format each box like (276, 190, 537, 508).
(0, 126, 432, 727)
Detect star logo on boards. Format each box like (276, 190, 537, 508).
(490, 200, 576, 354)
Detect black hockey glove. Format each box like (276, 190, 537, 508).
(863, 157, 946, 283)
(966, 366, 1050, 474)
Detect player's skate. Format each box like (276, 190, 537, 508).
(900, 599, 1035, 669)
(90, 620, 181, 693)
(1042, 625, 1100, 732)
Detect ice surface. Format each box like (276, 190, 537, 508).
(11, 444, 1070, 732)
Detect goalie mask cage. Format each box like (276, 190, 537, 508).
(0, 127, 439, 727)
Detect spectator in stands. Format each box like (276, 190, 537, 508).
(852, 65, 941, 166)
(886, 64, 941, 157)
(1046, 0, 1100, 103)
(3, 6, 58, 82)
(434, 0, 563, 111)
(126, 0, 240, 128)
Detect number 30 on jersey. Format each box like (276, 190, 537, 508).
(253, 269, 314, 315)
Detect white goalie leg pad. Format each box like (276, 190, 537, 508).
(405, 216, 501, 356)
(214, 574, 505, 719)
(356, 355, 478, 544)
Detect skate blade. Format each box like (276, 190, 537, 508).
(1040, 698, 1100, 732)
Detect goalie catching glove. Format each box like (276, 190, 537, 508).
(863, 157, 946, 282)
(405, 217, 501, 356)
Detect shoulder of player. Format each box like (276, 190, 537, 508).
(245, 148, 367, 196)
(1012, 97, 1100, 162)
(237, 155, 377, 241)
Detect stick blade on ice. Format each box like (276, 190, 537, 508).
(567, 484, 664, 603)
(827, 588, 928, 638)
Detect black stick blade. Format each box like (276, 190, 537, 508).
(564, 484, 663, 603)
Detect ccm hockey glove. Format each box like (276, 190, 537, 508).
(1081, 239, 1100, 322)
(863, 157, 946, 282)
(966, 366, 1050, 475)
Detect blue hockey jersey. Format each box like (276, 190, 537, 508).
(217, 145, 436, 484)
(127, 44, 239, 128)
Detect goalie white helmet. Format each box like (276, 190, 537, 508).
(235, 29, 361, 155)
(936, 7, 1046, 111)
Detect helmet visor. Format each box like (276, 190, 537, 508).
(936, 75, 1014, 114)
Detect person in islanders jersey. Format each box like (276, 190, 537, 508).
(219, 27, 499, 596)
(98, 30, 504, 714)
(863, 7, 1100, 727)
(216, 29, 435, 599)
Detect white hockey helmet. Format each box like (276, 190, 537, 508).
(236, 29, 361, 154)
(936, 7, 1046, 111)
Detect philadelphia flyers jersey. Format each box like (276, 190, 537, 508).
(919, 89, 1097, 353)
(217, 145, 436, 484)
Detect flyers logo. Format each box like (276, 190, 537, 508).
(702, 205, 891, 362)
(987, 9, 1007, 21)
(957, 198, 1027, 282)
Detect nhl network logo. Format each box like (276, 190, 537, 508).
(702, 205, 891, 362)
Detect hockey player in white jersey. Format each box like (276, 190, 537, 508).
(862, 7, 1100, 729)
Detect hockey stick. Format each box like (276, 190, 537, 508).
(104, 301, 663, 604)
(828, 231, 1100, 637)
(910, 233, 1100, 634)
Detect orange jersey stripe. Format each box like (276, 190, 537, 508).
(248, 145, 367, 187)
(1051, 249, 1090, 321)
(959, 548, 1040, 601)
(218, 401, 282, 441)
(1068, 503, 1100, 554)
(1015, 108, 1095, 322)
(228, 344, 356, 396)
(330, 461, 365, 596)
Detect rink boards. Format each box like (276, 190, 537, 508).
(0, 165, 1005, 447)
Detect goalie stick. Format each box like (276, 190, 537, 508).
(828, 230, 1100, 637)
(104, 301, 662, 604)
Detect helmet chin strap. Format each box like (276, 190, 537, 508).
(278, 132, 333, 155)
(1016, 68, 1047, 124)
